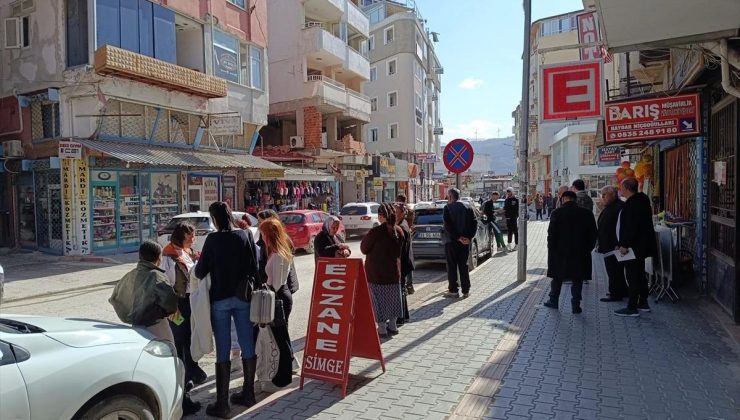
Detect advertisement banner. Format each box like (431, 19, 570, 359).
(59, 141, 83, 159)
(62, 159, 74, 254)
(577, 11, 602, 61)
(597, 146, 622, 167)
(209, 115, 243, 136)
(76, 159, 90, 255)
(605, 93, 700, 143)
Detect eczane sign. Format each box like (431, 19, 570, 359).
(541, 60, 603, 121)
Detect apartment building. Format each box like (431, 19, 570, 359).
(362, 0, 443, 202)
(0, 0, 277, 254)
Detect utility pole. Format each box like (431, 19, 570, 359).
(517, 0, 532, 283)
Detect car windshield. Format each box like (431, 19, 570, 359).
(162, 217, 211, 232)
(280, 214, 306, 224)
(341, 206, 368, 216)
(415, 210, 444, 225)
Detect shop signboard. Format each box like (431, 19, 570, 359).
(605, 93, 700, 143)
(259, 168, 285, 178)
(209, 115, 243, 136)
(577, 11, 602, 61)
(59, 141, 82, 159)
(541, 60, 603, 121)
(372, 178, 384, 188)
(203, 177, 219, 204)
(597, 146, 622, 167)
(62, 159, 74, 254)
(76, 159, 90, 255)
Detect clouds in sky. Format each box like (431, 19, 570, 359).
(445, 119, 508, 140)
(458, 77, 484, 90)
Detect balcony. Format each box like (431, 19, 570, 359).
(94, 45, 227, 98)
(346, 47, 370, 80)
(304, 0, 344, 21)
(304, 76, 371, 122)
(346, 0, 370, 36)
(302, 25, 370, 80)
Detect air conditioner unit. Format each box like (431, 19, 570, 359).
(289, 136, 304, 149)
(2, 140, 24, 158)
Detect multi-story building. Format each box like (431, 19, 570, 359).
(260, 0, 373, 205)
(0, 0, 277, 254)
(361, 0, 443, 202)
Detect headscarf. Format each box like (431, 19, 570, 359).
(323, 215, 341, 241)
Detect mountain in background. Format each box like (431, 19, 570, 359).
(470, 136, 516, 174)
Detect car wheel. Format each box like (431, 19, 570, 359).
(306, 236, 316, 254)
(79, 395, 155, 420)
(469, 242, 479, 271)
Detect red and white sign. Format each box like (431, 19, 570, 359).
(577, 11, 602, 61)
(541, 61, 603, 121)
(301, 258, 385, 397)
(59, 141, 83, 159)
(605, 93, 701, 143)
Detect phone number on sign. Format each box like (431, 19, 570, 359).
(610, 127, 679, 138)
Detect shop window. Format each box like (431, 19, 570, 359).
(31, 102, 61, 140)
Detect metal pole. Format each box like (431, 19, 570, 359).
(456, 173, 461, 190)
(517, 0, 532, 283)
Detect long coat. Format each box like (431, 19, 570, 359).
(617, 192, 657, 259)
(547, 201, 598, 281)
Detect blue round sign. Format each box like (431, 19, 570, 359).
(443, 138, 474, 174)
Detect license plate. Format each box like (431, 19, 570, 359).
(418, 232, 441, 239)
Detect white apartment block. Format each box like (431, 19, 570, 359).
(262, 0, 371, 153)
(361, 0, 443, 162)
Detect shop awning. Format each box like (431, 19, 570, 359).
(76, 139, 283, 170)
(283, 168, 336, 182)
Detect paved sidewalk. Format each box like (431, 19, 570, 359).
(228, 221, 740, 420)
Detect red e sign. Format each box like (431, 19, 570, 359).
(541, 60, 603, 121)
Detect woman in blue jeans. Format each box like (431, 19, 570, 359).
(194, 201, 260, 418)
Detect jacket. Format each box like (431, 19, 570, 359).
(314, 229, 343, 259)
(194, 229, 259, 302)
(575, 190, 595, 213)
(361, 224, 403, 285)
(618, 192, 657, 259)
(483, 199, 496, 224)
(189, 273, 213, 362)
(443, 201, 477, 244)
(597, 199, 624, 253)
(504, 196, 519, 219)
(547, 202, 598, 281)
(109, 261, 179, 327)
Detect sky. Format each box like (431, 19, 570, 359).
(416, 0, 585, 141)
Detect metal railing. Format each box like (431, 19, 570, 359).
(302, 21, 325, 29)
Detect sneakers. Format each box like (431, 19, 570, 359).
(406, 285, 415, 295)
(462, 292, 470, 299)
(443, 291, 460, 298)
(637, 303, 652, 312)
(614, 308, 640, 317)
(543, 300, 558, 309)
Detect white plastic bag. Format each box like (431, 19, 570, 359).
(255, 326, 280, 383)
(591, 250, 608, 283)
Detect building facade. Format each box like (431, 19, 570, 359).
(362, 0, 442, 202)
(0, 0, 277, 254)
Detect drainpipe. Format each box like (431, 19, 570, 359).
(720, 39, 740, 99)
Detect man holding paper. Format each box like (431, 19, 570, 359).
(614, 177, 657, 317)
(597, 186, 628, 302)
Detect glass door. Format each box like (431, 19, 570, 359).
(150, 172, 180, 235)
(91, 183, 117, 250)
(118, 172, 141, 248)
(140, 173, 152, 240)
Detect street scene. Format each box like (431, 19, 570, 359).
(1, 0, 740, 419)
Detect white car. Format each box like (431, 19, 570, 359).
(0, 315, 184, 420)
(413, 201, 435, 210)
(156, 211, 259, 251)
(339, 202, 380, 237)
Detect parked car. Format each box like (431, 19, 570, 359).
(0, 315, 184, 420)
(156, 211, 259, 251)
(412, 205, 494, 270)
(413, 202, 435, 210)
(338, 202, 380, 237)
(434, 199, 448, 208)
(279, 210, 346, 253)
(491, 198, 508, 233)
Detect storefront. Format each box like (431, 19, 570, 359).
(243, 168, 339, 214)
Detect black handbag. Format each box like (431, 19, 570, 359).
(272, 296, 287, 327)
(287, 261, 299, 294)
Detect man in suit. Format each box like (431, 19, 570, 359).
(544, 191, 598, 314)
(503, 187, 519, 251)
(443, 188, 477, 299)
(614, 177, 657, 317)
(598, 186, 628, 302)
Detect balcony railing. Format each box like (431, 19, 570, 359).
(303, 21, 326, 29)
(94, 45, 227, 98)
(307, 75, 346, 90)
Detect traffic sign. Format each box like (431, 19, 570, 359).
(443, 138, 474, 174)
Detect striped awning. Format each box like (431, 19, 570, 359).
(76, 139, 283, 170)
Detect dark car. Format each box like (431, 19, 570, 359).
(412, 205, 494, 270)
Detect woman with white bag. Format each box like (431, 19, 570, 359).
(256, 218, 295, 392)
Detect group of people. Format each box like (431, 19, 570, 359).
(109, 202, 300, 418)
(546, 177, 656, 317)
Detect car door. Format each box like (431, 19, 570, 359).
(0, 340, 31, 420)
(310, 212, 323, 238)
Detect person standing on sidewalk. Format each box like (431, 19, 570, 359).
(160, 222, 208, 386)
(442, 188, 477, 299)
(396, 194, 416, 295)
(614, 178, 657, 317)
(597, 186, 628, 302)
(535, 193, 544, 220)
(544, 191, 598, 314)
(503, 187, 519, 251)
(571, 179, 594, 213)
(194, 202, 259, 417)
(483, 191, 507, 253)
(361, 203, 404, 337)
(394, 203, 413, 325)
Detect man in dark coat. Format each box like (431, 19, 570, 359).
(597, 185, 628, 302)
(443, 188, 477, 299)
(483, 191, 506, 252)
(503, 187, 519, 251)
(614, 177, 657, 317)
(545, 191, 598, 313)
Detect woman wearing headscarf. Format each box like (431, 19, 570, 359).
(194, 202, 259, 417)
(394, 203, 413, 325)
(361, 203, 404, 337)
(314, 215, 351, 259)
